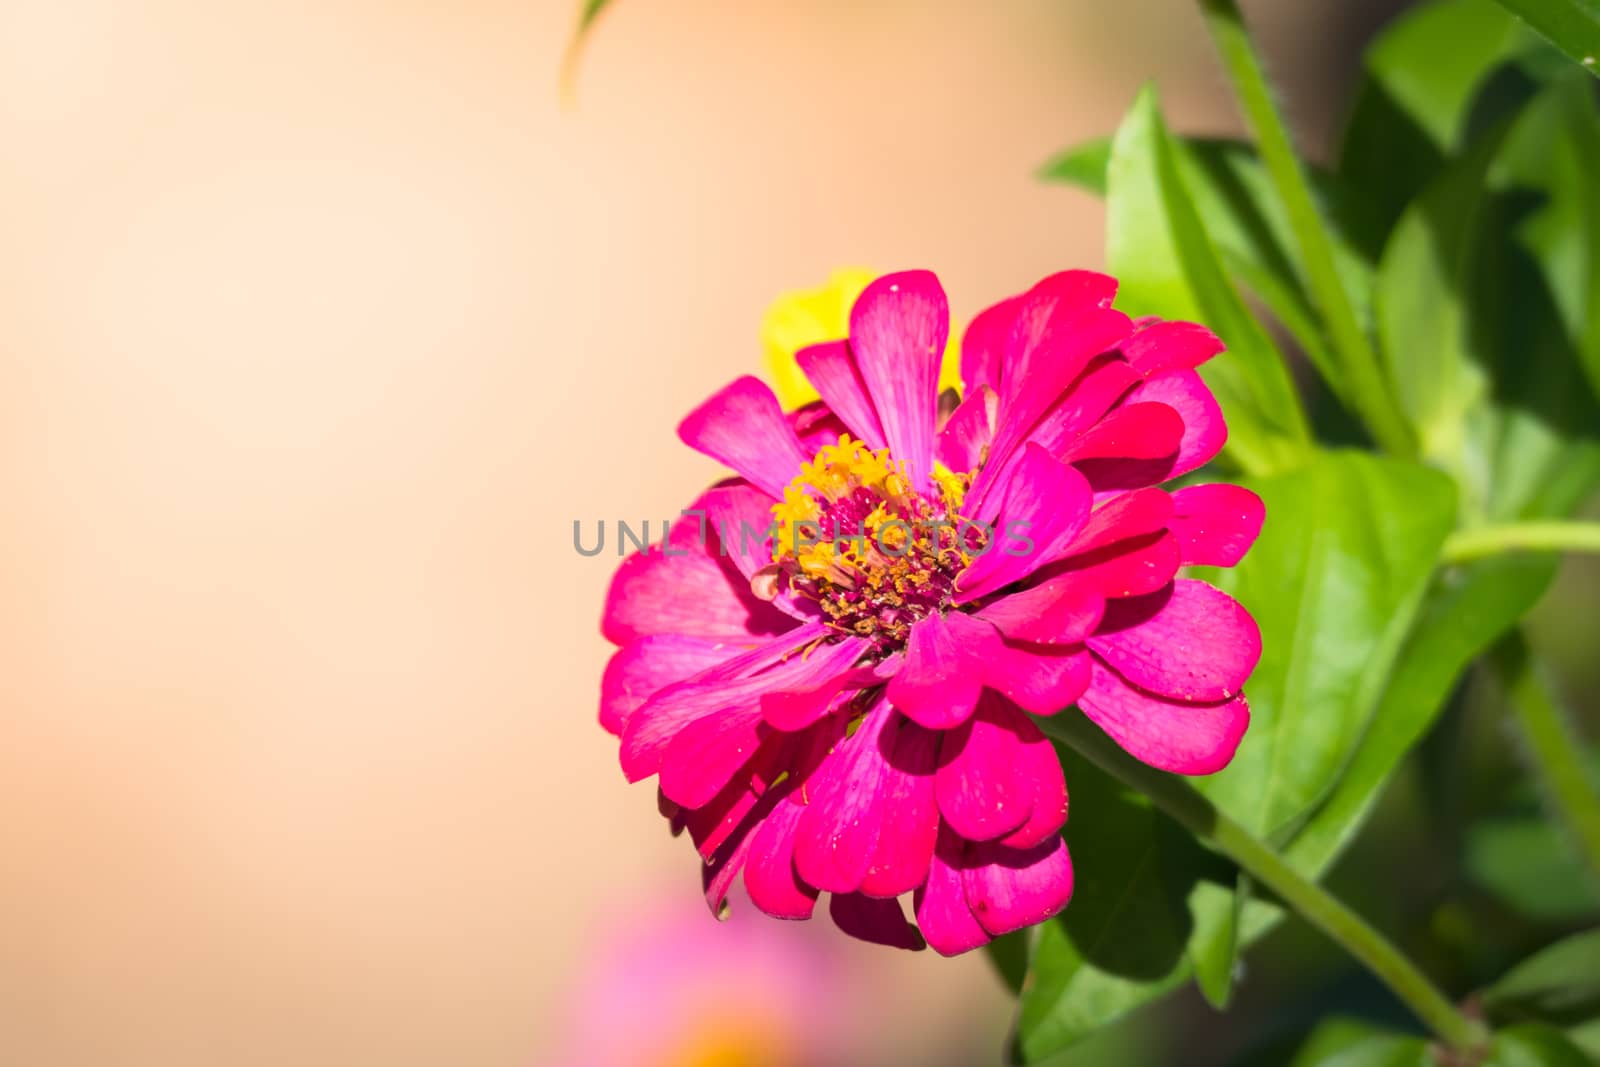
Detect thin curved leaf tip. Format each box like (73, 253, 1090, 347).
(560, 0, 617, 103)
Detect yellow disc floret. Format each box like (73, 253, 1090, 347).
(766, 436, 981, 644)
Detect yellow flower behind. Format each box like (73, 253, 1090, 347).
(761, 267, 962, 409)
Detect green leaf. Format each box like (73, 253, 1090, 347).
(1337, 0, 1542, 253)
(1489, 0, 1600, 75)
(1491, 78, 1600, 399)
(1105, 86, 1311, 475)
(1466, 814, 1600, 919)
(574, 0, 611, 38)
(1194, 453, 1457, 840)
(983, 929, 1033, 997)
(1231, 1018, 1431, 1067)
(1484, 928, 1600, 1027)
(1188, 876, 1242, 1008)
(1292, 1036, 1432, 1067)
(1486, 1023, 1596, 1067)
(1468, 81, 1600, 519)
(1013, 454, 1464, 1061)
(1374, 118, 1510, 470)
(1566, 1017, 1600, 1058)
(1279, 555, 1556, 879)
(1012, 746, 1210, 1062)
(1042, 133, 1373, 396)
(1366, 0, 1531, 148)
(561, 0, 616, 88)
(1037, 138, 1111, 194)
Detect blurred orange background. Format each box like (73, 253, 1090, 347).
(0, 2, 1398, 1064)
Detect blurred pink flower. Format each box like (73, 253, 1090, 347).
(599, 270, 1263, 955)
(548, 896, 851, 1067)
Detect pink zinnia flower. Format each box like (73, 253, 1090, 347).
(600, 270, 1264, 955)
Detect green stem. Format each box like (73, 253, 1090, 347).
(1441, 520, 1600, 563)
(1492, 631, 1600, 885)
(1040, 712, 1487, 1053)
(1196, 0, 1416, 458)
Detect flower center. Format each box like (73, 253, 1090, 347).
(768, 436, 979, 644)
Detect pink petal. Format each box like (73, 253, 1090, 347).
(1057, 530, 1182, 600)
(1020, 355, 1143, 469)
(935, 695, 1036, 843)
(886, 612, 985, 730)
(795, 341, 887, 451)
(1073, 370, 1226, 493)
(1000, 730, 1070, 850)
(966, 275, 1132, 514)
(678, 376, 810, 499)
(982, 642, 1092, 716)
(789, 399, 845, 449)
(1170, 483, 1265, 567)
(978, 574, 1105, 646)
(683, 736, 793, 863)
(1078, 661, 1250, 775)
(659, 704, 769, 809)
(793, 699, 895, 893)
(960, 294, 1021, 394)
(963, 834, 1075, 936)
(1060, 486, 1174, 557)
(618, 625, 824, 783)
(1057, 401, 1185, 462)
(935, 384, 996, 475)
(764, 652, 896, 735)
(700, 483, 779, 582)
(702, 824, 753, 916)
(1121, 318, 1224, 375)
(995, 272, 1121, 406)
(848, 271, 949, 490)
(829, 892, 926, 951)
(1134, 369, 1226, 478)
(745, 796, 819, 919)
(956, 443, 1093, 603)
(860, 713, 941, 898)
(914, 831, 992, 956)
(601, 514, 792, 644)
(1086, 579, 1261, 702)
(600, 634, 745, 735)
(658, 637, 865, 806)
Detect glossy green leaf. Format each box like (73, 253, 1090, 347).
(1292, 1036, 1432, 1067)
(1492, 78, 1600, 399)
(1374, 120, 1509, 470)
(1042, 134, 1372, 395)
(1012, 745, 1211, 1062)
(1278, 555, 1555, 879)
(1194, 453, 1457, 839)
(1366, 0, 1530, 147)
(1337, 0, 1540, 254)
(1014, 455, 1461, 1061)
(1468, 81, 1600, 519)
(983, 929, 1033, 997)
(1490, 0, 1600, 75)
(1037, 138, 1111, 194)
(1487, 1023, 1596, 1067)
(1484, 928, 1600, 1026)
(1106, 86, 1311, 475)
